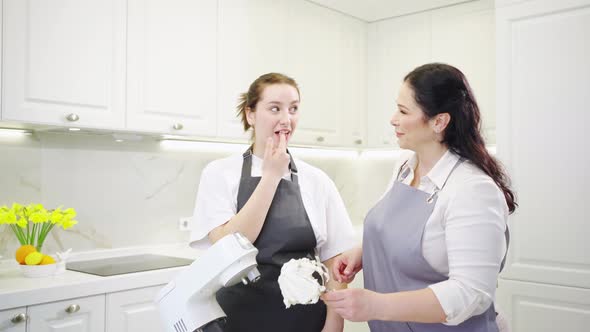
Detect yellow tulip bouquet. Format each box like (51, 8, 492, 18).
(0, 204, 78, 267)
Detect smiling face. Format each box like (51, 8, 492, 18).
(246, 83, 300, 154)
(390, 81, 438, 151)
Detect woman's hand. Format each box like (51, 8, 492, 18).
(322, 288, 381, 322)
(332, 247, 363, 283)
(262, 134, 290, 180)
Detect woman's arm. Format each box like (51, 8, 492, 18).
(323, 287, 446, 323)
(321, 255, 347, 332)
(208, 136, 289, 244)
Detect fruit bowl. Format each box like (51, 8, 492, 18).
(20, 261, 65, 278)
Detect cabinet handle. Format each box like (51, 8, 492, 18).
(66, 113, 80, 122)
(354, 139, 363, 145)
(10, 313, 27, 324)
(65, 304, 80, 314)
(316, 136, 325, 142)
(172, 123, 184, 130)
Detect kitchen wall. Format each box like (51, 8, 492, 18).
(0, 132, 400, 258)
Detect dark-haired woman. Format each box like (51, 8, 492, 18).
(322, 63, 516, 332)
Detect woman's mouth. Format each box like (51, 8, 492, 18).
(395, 132, 404, 137)
(274, 130, 291, 142)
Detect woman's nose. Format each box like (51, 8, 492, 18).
(390, 112, 399, 127)
(280, 111, 291, 125)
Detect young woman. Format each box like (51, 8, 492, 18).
(190, 73, 355, 332)
(323, 63, 516, 332)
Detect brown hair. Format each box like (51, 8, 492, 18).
(236, 73, 300, 135)
(404, 63, 517, 214)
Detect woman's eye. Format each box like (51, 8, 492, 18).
(289, 106, 298, 113)
(270, 106, 279, 112)
(399, 109, 407, 115)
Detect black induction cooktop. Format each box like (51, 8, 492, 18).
(66, 254, 194, 277)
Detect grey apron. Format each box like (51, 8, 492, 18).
(363, 159, 506, 332)
(216, 148, 326, 332)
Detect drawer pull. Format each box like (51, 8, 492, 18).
(316, 136, 325, 142)
(66, 113, 80, 122)
(172, 123, 184, 130)
(10, 313, 26, 324)
(354, 139, 363, 145)
(65, 304, 80, 314)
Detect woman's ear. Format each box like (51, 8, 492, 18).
(432, 113, 451, 134)
(245, 107, 255, 126)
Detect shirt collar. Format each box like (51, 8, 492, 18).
(426, 150, 461, 190)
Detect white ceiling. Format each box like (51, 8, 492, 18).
(306, 0, 476, 22)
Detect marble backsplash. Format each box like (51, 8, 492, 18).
(0, 132, 401, 258)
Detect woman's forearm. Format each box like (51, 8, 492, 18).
(209, 175, 281, 243)
(375, 288, 446, 323)
(323, 256, 347, 331)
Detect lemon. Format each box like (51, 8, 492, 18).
(25, 251, 43, 265)
(15, 245, 37, 264)
(40, 255, 56, 265)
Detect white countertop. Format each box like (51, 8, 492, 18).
(0, 243, 200, 310)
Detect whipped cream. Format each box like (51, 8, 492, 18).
(278, 257, 330, 308)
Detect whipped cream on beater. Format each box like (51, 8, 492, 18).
(278, 257, 330, 308)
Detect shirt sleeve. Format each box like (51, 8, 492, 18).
(428, 177, 508, 325)
(317, 175, 357, 262)
(189, 162, 237, 250)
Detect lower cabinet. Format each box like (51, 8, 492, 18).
(0, 307, 26, 332)
(27, 294, 105, 332)
(106, 285, 165, 332)
(1, 284, 166, 332)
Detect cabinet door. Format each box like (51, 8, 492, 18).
(106, 285, 164, 332)
(496, 0, 590, 289)
(496, 279, 590, 332)
(0, 308, 27, 332)
(431, 3, 496, 144)
(366, 13, 431, 148)
(217, 0, 288, 142)
(127, 0, 217, 136)
(2, 0, 126, 129)
(285, 1, 366, 147)
(27, 294, 105, 332)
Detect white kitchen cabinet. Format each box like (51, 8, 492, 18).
(367, 12, 431, 148)
(366, 1, 496, 148)
(285, 0, 366, 147)
(27, 294, 105, 332)
(2, 0, 126, 129)
(496, 279, 590, 332)
(496, 0, 590, 330)
(126, 0, 218, 137)
(216, 0, 289, 142)
(0, 308, 26, 332)
(106, 284, 165, 332)
(430, 3, 496, 144)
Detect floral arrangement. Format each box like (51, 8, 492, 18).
(0, 203, 78, 253)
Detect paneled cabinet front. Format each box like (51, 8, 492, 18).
(106, 285, 165, 332)
(285, 0, 366, 147)
(27, 294, 105, 332)
(2, 0, 126, 129)
(126, 0, 218, 136)
(0, 307, 27, 332)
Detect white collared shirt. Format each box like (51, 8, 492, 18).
(189, 153, 356, 262)
(388, 150, 508, 325)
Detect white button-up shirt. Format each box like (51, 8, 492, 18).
(389, 150, 508, 325)
(189, 153, 356, 262)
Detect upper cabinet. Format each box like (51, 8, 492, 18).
(367, 14, 431, 148)
(216, 0, 367, 147)
(126, 0, 218, 136)
(2, 0, 126, 129)
(216, 0, 289, 141)
(366, 1, 496, 148)
(285, 1, 366, 147)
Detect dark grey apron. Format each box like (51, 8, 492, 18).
(216, 148, 326, 332)
(363, 159, 507, 332)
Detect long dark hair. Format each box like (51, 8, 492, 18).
(404, 63, 517, 213)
